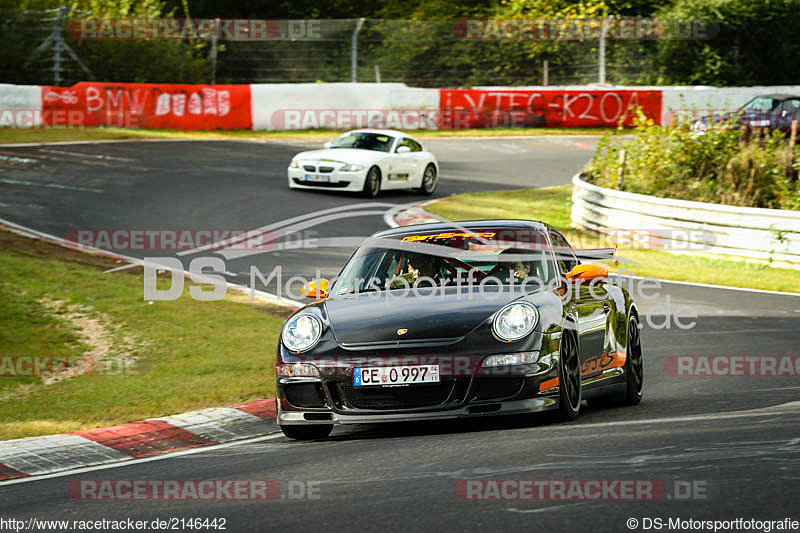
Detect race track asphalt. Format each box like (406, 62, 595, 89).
(1, 136, 798, 532)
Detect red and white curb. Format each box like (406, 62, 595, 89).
(0, 399, 277, 482)
(383, 197, 450, 228)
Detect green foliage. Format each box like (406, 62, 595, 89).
(1, 0, 207, 85)
(585, 110, 800, 209)
(4, 0, 800, 87)
(653, 0, 800, 85)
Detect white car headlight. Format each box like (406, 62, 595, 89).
(290, 160, 299, 168)
(282, 314, 322, 352)
(483, 352, 539, 367)
(340, 163, 364, 172)
(492, 302, 538, 342)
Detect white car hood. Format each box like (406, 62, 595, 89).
(293, 148, 387, 164)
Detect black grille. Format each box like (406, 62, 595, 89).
(338, 381, 454, 410)
(285, 383, 327, 408)
(473, 377, 525, 401)
(318, 166, 334, 173)
(292, 178, 351, 188)
(303, 165, 316, 172)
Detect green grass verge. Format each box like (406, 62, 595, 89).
(425, 186, 800, 294)
(0, 230, 290, 440)
(0, 126, 613, 145)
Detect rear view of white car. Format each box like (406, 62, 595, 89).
(287, 129, 439, 197)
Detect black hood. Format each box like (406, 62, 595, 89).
(324, 287, 525, 345)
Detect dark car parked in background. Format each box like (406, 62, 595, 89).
(692, 94, 800, 135)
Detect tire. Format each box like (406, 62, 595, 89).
(280, 424, 333, 440)
(362, 166, 381, 198)
(622, 314, 644, 405)
(557, 330, 581, 421)
(415, 164, 438, 195)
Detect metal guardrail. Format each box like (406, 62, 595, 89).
(571, 174, 800, 269)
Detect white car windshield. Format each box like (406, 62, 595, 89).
(330, 132, 394, 152)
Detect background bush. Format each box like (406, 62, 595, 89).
(585, 111, 800, 210)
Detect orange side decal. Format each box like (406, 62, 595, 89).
(539, 377, 559, 392)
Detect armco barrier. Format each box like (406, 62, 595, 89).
(571, 174, 800, 269)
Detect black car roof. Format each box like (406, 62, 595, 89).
(372, 219, 551, 239)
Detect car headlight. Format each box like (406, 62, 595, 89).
(282, 314, 322, 352)
(277, 362, 320, 377)
(492, 302, 538, 342)
(339, 163, 363, 172)
(483, 352, 539, 367)
(290, 160, 299, 168)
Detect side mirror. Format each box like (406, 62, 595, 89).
(302, 279, 329, 299)
(323, 141, 332, 149)
(396, 145, 411, 153)
(565, 264, 608, 282)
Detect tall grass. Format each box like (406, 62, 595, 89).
(585, 111, 800, 210)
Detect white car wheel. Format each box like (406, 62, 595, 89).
(362, 166, 381, 198)
(417, 164, 438, 195)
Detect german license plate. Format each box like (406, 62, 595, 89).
(353, 365, 440, 386)
(304, 174, 329, 182)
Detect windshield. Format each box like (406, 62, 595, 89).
(330, 132, 395, 152)
(741, 96, 780, 113)
(333, 228, 556, 295)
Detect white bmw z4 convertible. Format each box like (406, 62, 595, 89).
(287, 129, 439, 198)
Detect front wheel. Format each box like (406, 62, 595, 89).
(280, 424, 333, 440)
(362, 166, 381, 198)
(558, 330, 581, 421)
(415, 164, 438, 195)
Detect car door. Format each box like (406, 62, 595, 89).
(775, 98, 800, 134)
(385, 137, 415, 188)
(742, 96, 775, 129)
(550, 230, 609, 378)
(405, 138, 428, 184)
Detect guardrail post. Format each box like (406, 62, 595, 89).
(617, 148, 627, 190)
(790, 120, 798, 183)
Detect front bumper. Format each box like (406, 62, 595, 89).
(276, 351, 560, 426)
(278, 397, 558, 425)
(287, 166, 367, 192)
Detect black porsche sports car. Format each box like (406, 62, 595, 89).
(275, 220, 644, 439)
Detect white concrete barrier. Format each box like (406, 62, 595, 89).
(3, 82, 800, 130)
(0, 84, 42, 127)
(661, 86, 800, 125)
(571, 174, 800, 269)
(250, 82, 440, 130)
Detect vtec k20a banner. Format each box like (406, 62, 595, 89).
(439, 89, 662, 128)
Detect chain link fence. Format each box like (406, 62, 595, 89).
(217, 19, 657, 86)
(2, 11, 657, 87)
